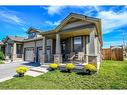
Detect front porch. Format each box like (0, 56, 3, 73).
(42, 27, 100, 68)
(5, 42, 24, 62)
(40, 13, 102, 71)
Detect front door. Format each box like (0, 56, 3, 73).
(37, 47, 43, 62)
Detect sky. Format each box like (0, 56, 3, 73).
(0, 6, 127, 48)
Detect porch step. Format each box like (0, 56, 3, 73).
(29, 67, 49, 73)
(41, 65, 49, 68)
(25, 71, 44, 77)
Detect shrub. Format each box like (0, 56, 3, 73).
(84, 64, 97, 74)
(0, 51, 5, 60)
(16, 66, 28, 77)
(65, 63, 75, 72)
(0, 60, 4, 64)
(49, 63, 58, 70)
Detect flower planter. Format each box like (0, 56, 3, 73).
(16, 66, 28, 77)
(18, 73, 24, 77)
(50, 68, 56, 71)
(66, 69, 72, 73)
(86, 69, 92, 75)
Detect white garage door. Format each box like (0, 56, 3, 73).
(25, 48, 34, 62)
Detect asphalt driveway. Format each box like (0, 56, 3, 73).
(0, 61, 40, 79)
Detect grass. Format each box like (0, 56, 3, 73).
(0, 60, 127, 89)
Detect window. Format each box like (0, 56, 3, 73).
(28, 32, 36, 38)
(73, 37, 82, 52)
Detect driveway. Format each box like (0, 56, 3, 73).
(0, 61, 40, 79)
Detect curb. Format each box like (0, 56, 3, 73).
(0, 76, 13, 83)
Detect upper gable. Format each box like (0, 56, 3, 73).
(55, 13, 102, 45)
(61, 20, 91, 31)
(27, 28, 42, 39)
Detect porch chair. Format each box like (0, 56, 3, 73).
(73, 52, 85, 64)
(68, 52, 75, 63)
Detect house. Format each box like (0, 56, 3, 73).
(2, 28, 43, 62)
(1, 13, 102, 70)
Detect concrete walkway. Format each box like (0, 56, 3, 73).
(25, 66, 49, 77)
(0, 61, 40, 79)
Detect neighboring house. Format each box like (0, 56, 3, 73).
(2, 28, 43, 62)
(0, 41, 5, 54)
(1, 13, 102, 70)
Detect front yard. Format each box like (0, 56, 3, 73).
(0, 60, 127, 89)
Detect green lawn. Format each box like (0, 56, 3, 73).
(0, 60, 127, 89)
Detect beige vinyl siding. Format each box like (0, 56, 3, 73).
(62, 21, 91, 30)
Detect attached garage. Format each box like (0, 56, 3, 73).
(24, 48, 35, 62)
(23, 40, 43, 63)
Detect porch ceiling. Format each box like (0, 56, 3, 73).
(45, 28, 90, 39)
(60, 28, 90, 39)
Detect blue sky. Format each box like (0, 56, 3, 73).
(0, 6, 127, 48)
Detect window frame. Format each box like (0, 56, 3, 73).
(73, 36, 83, 53)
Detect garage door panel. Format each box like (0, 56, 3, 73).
(25, 48, 34, 62)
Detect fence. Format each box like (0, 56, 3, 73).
(102, 46, 123, 61)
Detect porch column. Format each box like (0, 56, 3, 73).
(56, 34, 61, 54)
(70, 37, 73, 52)
(88, 28, 98, 66)
(89, 28, 96, 55)
(83, 36, 87, 63)
(95, 36, 101, 71)
(86, 36, 89, 63)
(41, 36, 46, 65)
(54, 34, 62, 63)
(12, 43, 17, 61)
(83, 36, 86, 54)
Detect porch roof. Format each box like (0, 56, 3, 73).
(2, 36, 26, 43)
(22, 37, 43, 42)
(45, 28, 90, 40)
(40, 13, 102, 45)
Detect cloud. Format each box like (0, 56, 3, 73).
(97, 10, 127, 34)
(0, 11, 24, 25)
(103, 40, 123, 47)
(45, 6, 65, 15)
(45, 20, 61, 26)
(103, 40, 123, 48)
(80, 6, 127, 34)
(82, 6, 100, 16)
(22, 27, 27, 31)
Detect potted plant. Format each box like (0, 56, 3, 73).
(84, 64, 97, 75)
(65, 63, 75, 73)
(49, 63, 58, 71)
(16, 66, 28, 77)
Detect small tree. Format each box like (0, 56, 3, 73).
(0, 51, 5, 60)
